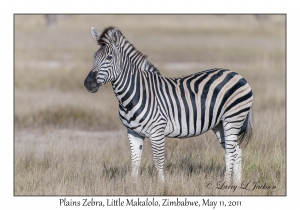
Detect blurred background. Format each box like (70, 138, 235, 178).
(14, 15, 286, 195)
(15, 14, 285, 131)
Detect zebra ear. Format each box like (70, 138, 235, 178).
(91, 27, 101, 43)
(111, 28, 120, 46)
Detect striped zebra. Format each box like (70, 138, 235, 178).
(84, 26, 253, 185)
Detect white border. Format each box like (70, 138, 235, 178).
(2, 0, 298, 209)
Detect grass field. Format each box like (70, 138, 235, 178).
(14, 15, 286, 195)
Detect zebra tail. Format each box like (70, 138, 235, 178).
(237, 107, 253, 147)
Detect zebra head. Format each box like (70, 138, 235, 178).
(84, 27, 122, 93)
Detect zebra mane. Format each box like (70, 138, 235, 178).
(99, 26, 161, 75)
(144, 60, 161, 75)
(97, 26, 116, 45)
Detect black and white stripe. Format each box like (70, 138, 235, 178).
(84, 26, 253, 184)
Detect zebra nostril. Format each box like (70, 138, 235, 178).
(91, 82, 96, 88)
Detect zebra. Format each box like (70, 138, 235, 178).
(84, 26, 253, 185)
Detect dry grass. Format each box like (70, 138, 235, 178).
(14, 15, 285, 195)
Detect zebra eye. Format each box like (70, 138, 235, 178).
(107, 55, 113, 61)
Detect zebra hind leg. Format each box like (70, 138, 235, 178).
(232, 144, 242, 185)
(222, 120, 243, 186)
(212, 122, 228, 181)
(127, 129, 145, 180)
(212, 120, 242, 185)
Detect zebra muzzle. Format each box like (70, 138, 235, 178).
(91, 82, 97, 88)
(84, 71, 99, 93)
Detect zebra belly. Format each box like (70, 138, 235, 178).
(164, 117, 218, 138)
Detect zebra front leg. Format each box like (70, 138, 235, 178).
(149, 135, 165, 183)
(127, 129, 145, 179)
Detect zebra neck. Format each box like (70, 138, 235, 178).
(112, 55, 160, 98)
(111, 63, 142, 111)
(143, 62, 160, 75)
(119, 37, 160, 75)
